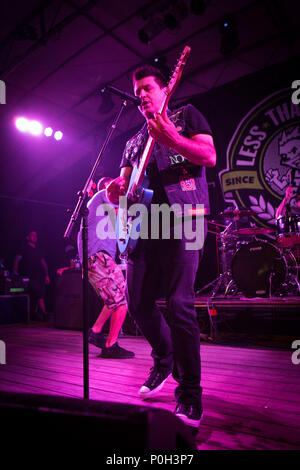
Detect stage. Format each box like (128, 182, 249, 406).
(0, 321, 300, 450)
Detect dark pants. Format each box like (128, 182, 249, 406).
(126, 221, 205, 407)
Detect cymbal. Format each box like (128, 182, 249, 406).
(232, 227, 275, 235)
(218, 209, 254, 218)
(207, 220, 227, 228)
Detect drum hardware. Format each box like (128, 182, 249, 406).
(197, 211, 299, 340)
(197, 221, 238, 298)
(232, 227, 275, 236)
(218, 209, 255, 218)
(276, 214, 300, 248)
(198, 210, 300, 302)
(197, 218, 241, 339)
(231, 240, 299, 298)
(199, 213, 266, 298)
(278, 246, 300, 295)
(277, 234, 300, 248)
(274, 212, 300, 295)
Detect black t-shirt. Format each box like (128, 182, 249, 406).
(120, 104, 212, 206)
(18, 244, 45, 279)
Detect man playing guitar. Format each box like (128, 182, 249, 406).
(107, 60, 216, 428)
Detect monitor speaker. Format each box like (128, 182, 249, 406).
(0, 391, 196, 451)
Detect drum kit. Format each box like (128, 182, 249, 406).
(200, 209, 300, 298)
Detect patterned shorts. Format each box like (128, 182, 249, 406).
(88, 251, 126, 310)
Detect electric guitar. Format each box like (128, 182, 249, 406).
(116, 45, 191, 256)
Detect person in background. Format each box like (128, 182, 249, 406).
(77, 177, 134, 359)
(13, 230, 50, 321)
(276, 185, 300, 219)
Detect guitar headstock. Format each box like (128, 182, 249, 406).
(166, 46, 191, 97)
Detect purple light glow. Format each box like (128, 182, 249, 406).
(28, 120, 43, 136)
(54, 131, 63, 141)
(15, 117, 29, 132)
(44, 127, 53, 137)
(15, 116, 63, 141)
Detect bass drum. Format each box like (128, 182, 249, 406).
(231, 240, 295, 297)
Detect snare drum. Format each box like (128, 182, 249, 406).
(277, 214, 300, 248)
(231, 240, 296, 297)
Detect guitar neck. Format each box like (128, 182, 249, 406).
(134, 135, 155, 189)
(131, 45, 191, 193)
(134, 96, 169, 190)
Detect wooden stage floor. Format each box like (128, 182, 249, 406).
(0, 323, 300, 450)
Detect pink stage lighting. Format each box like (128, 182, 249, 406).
(15, 117, 29, 132)
(15, 117, 63, 140)
(54, 131, 63, 141)
(44, 127, 53, 137)
(28, 120, 43, 136)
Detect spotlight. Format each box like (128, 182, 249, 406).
(138, 17, 165, 44)
(164, 13, 178, 30)
(54, 131, 63, 141)
(28, 120, 43, 136)
(15, 117, 29, 132)
(164, 0, 188, 30)
(14, 116, 63, 141)
(219, 15, 240, 55)
(44, 127, 53, 137)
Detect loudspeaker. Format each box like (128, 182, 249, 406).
(0, 391, 196, 451)
(54, 270, 102, 330)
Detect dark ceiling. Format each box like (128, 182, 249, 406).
(1, 0, 300, 202)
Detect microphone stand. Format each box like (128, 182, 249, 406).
(64, 99, 128, 399)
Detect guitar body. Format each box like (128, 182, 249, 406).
(116, 165, 153, 255)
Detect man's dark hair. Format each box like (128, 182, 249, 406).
(133, 65, 168, 88)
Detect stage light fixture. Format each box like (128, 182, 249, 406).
(44, 127, 53, 137)
(28, 120, 43, 136)
(219, 15, 240, 55)
(138, 17, 165, 44)
(15, 117, 29, 132)
(164, 12, 179, 30)
(15, 116, 63, 141)
(54, 131, 63, 141)
(138, 1, 189, 44)
(164, 0, 188, 30)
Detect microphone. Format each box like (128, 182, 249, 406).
(102, 85, 141, 106)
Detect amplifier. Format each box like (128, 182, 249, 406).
(54, 270, 102, 330)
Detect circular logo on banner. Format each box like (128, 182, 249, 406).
(219, 88, 300, 227)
